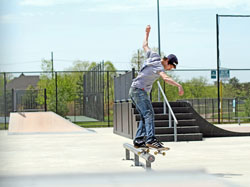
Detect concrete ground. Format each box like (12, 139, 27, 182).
(0, 126, 250, 186)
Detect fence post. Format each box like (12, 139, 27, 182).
(158, 86, 160, 102)
(44, 88, 47, 111)
(12, 88, 14, 112)
(132, 68, 135, 79)
(102, 62, 105, 121)
(228, 99, 230, 122)
(205, 98, 207, 119)
(4, 73, 7, 129)
(236, 97, 238, 119)
(212, 98, 214, 122)
(55, 72, 58, 113)
(107, 71, 110, 127)
(197, 99, 200, 113)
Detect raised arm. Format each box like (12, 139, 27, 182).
(143, 25, 151, 52)
(159, 71, 184, 96)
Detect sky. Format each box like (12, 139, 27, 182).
(0, 0, 250, 81)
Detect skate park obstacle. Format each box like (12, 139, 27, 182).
(123, 143, 155, 170)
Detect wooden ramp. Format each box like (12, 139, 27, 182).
(8, 112, 93, 134)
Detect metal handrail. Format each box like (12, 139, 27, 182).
(157, 81, 178, 142)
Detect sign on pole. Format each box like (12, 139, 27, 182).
(211, 68, 230, 80)
(211, 70, 216, 79)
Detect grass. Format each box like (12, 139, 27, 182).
(0, 121, 113, 130)
(0, 123, 8, 130)
(75, 121, 113, 128)
(73, 115, 114, 128)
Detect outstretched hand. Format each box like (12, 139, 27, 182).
(145, 25, 151, 33)
(178, 85, 184, 96)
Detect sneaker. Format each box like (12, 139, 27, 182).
(146, 138, 165, 149)
(133, 139, 148, 148)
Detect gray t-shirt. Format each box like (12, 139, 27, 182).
(131, 50, 165, 92)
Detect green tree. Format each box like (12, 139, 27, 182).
(88, 62, 98, 70)
(151, 71, 181, 102)
(183, 77, 210, 98)
(223, 77, 247, 98)
(66, 60, 91, 107)
(229, 77, 240, 89)
(37, 59, 78, 116)
(67, 60, 90, 71)
(131, 49, 144, 71)
(131, 47, 165, 71)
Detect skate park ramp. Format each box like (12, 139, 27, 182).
(8, 112, 94, 134)
(182, 102, 250, 137)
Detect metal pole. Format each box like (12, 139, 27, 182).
(107, 71, 110, 127)
(174, 121, 177, 142)
(158, 86, 160, 102)
(212, 98, 214, 122)
(83, 74, 86, 115)
(55, 72, 58, 113)
(4, 73, 7, 129)
(134, 154, 140, 166)
(137, 49, 140, 71)
(216, 14, 221, 124)
(157, 0, 161, 56)
(164, 100, 166, 114)
(51, 51, 54, 78)
(228, 99, 230, 122)
(12, 89, 14, 112)
(169, 112, 171, 128)
(219, 15, 250, 17)
(102, 61, 105, 121)
(220, 80, 223, 122)
(215, 14, 250, 124)
(125, 149, 130, 160)
(205, 98, 207, 119)
(132, 68, 135, 79)
(44, 89, 47, 111)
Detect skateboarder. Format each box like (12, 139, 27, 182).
(129, 25, 184, 149)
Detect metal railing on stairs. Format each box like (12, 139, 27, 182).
(157, 81, 178, 142)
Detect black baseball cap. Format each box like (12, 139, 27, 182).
(164, 54, 178, 68)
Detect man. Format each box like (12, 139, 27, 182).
(129, 25, 184, 149)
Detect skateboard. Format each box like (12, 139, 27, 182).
(137, 146, 170, 156)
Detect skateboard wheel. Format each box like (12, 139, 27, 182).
(162, 152, 166, 156)
(146, 149, 150, 153)
(154, 151, 158, 155)
(138, 152, 141, 155)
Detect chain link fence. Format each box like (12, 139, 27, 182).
(1, 68, 250, 129)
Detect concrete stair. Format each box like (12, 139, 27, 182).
(132, 101, 203, 142)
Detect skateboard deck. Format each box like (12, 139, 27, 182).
(137, 146, 170, 156)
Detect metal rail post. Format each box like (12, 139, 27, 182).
(123, 143, 155, 170)
(157, 81, 178, 142)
